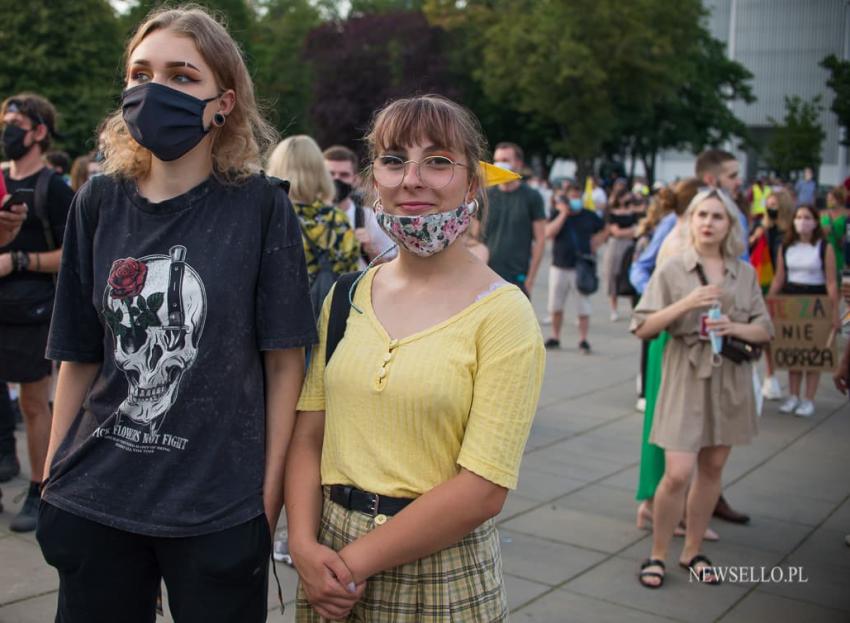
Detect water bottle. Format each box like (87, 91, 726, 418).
(707, 303, 723, 361)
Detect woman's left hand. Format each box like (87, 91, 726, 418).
(705, 314, 738, 337)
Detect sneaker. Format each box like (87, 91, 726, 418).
(635, 398, 646, 412)
(761, 376, 782, 400)
(0, 451, 21, 483)
(794, 399, 815, 418)
(778, 395, 800, 414)
(544, 338, 560, 349)
(610, 311, 620, 322)
(273, 531, 294, 566)
(10, 483, 40, 533)
(578, 340, 591, 355)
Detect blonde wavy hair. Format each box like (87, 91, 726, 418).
(685, 188, 745, 258)
(266, 135, 335, 205)
(101, 4, 277, 184)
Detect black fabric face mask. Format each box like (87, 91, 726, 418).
(767, 208, 778, 219)
(1, 124, 33, 161)
(334, 178, 353, 203)
(121, 83, 219, 162)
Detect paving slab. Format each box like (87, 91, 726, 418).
(565, 555, 750, 623)
(718, 591, 849, 623)
(0, 535, 57, 605)
(499, 529, 608, 586)
(513, 588, 677, 623)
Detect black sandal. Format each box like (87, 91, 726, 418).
(680, 554, 721, 585)
(638, 558, 665, 589)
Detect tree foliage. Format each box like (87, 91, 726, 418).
(304, 10, 456, 152)
(0, 0, 123, 157)
(0, 0, 760, 178)
(821, 54, 850, 147)
(429, 0, 754, 181)
(766, 95, 826, 179)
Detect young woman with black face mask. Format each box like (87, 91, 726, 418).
(36, 7, 316, 622)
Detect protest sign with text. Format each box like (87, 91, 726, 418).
(766, 295, 836, 372)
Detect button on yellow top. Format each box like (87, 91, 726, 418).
(374, 514, 388, 526)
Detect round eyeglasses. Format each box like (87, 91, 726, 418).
(372, 155, 468, 190)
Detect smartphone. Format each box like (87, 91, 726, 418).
(2, 188, 34, 210)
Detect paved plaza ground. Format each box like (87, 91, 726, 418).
(1, 268, 848, 622)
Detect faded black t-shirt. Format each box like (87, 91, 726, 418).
(550, 209, 604, 269)
(44, 173, 317, 537)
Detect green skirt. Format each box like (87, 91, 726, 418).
(636, 331, 669, 501)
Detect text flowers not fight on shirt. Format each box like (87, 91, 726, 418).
(98, 245, 206, 454)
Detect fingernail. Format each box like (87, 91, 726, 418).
(347, 582, 357, 593)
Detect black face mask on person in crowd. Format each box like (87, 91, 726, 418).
(122, 82, 220, 162)
(767, 208, 778, 220)
(334, 178, 353, 204)
(1, 124, 34, 161)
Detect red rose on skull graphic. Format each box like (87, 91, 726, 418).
(108, 258, 148, 299)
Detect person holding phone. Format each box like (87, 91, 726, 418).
(0, 93, 75, 532)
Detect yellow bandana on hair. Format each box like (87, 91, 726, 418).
(480, 161, 521, 187)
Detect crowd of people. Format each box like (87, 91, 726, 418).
(0, 4, 848, 621)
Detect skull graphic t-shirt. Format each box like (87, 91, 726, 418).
(44, 173, 317, 537)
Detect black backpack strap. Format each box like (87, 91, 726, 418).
(34, 167, 56, 250)
(694, 262, 708, 286)
(819, 239, 826, 275)
(354, 203, 365, 229)
(325, 271, 362, 365)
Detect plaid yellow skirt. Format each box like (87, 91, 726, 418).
(295, 488, 509, 622)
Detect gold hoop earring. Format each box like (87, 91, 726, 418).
(373, 197, 383, 211)
(467, 198, 479, 215)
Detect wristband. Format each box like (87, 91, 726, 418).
(13, 250, 30, 272)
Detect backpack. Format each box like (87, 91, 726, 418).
(0, 167, 59, 325)
(325, 271, 362, 365)
(300, 217, 341, 320)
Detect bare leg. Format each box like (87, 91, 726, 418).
(764, 344, 775, 377)
(551, 311, 564, 342)
(804, 371, 820, 401)
(650, 451, 696, 567)
(682, 446, 730, 563)
(19, 377, 52, 483)
(610, 296, 617, 313)
(788, 370, 802, 396)
(578, 315, 589, 342)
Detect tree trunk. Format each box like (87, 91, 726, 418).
(642, 149, 657, 185)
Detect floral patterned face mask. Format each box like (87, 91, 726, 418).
(375, 202, 475, 257)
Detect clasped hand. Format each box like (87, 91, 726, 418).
(292, 540, 365, 621)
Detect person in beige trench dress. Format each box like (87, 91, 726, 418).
(630, 189, 773, 588)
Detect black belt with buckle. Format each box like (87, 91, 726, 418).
(329, 485, 414, 517)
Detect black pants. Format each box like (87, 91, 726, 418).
(37, 502, 271, 623)
(0, 381, 16, 455)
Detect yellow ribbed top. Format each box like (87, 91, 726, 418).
(297, 268, 546, 498)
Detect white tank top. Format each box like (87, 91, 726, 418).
(785, 241, 825, 286)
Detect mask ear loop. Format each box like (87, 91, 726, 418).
(348, 243, 398, 315)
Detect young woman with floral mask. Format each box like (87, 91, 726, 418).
(36, 7, 316, 621)
(285, 95, 545, 622)
(769, 204, 839, 417)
